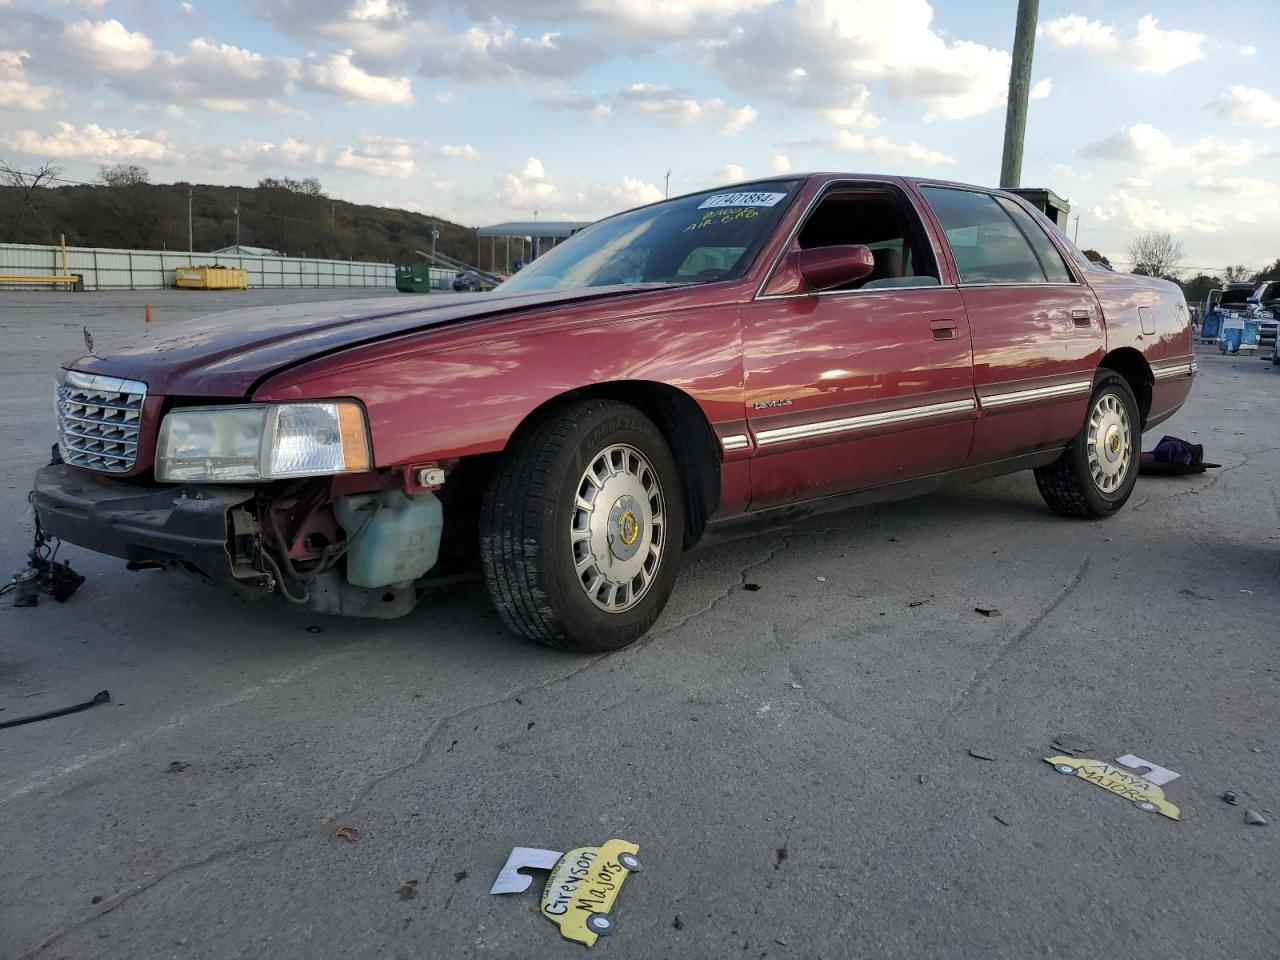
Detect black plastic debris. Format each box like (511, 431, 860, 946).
(0, 690, 109, 730)
(1051, 736, 1093, 757)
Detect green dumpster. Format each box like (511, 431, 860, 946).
(396, 263, 433, 293)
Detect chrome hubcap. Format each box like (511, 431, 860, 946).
(1087, 393, 1132, 494)
(571, 444, 665, 612)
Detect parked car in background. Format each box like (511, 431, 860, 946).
(1247, 279, 1279, 345)
(452, 271, 482, 292)
(32, 174, 1194, 651)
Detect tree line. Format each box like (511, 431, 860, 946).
(0, 161, 500, 267)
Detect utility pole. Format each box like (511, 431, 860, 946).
(664, 169, 671, 198)
(999, 0, 1039, 189)
(234, 193, 240, 249)
(430, 222, 438, 261)
(187, 187, 194, 261)
(1073, 214, 1080, 244)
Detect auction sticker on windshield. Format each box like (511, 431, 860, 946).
(698, 191, 787, 209)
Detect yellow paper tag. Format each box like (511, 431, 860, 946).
(1045, 755, 1180, 820)
(540, 839, 640, 947)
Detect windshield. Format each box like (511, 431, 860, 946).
(496, 181, 801, 294)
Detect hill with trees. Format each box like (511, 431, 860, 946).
(0, 162, 508, 267)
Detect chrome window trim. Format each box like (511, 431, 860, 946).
(952, 281, 1083, 289)
(978, 380, 1092, 409)
(755, 398, 975, 446)
(756, 283, 955, 303)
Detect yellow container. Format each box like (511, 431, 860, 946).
(174, 266, 248, 289)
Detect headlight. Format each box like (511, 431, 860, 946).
(156, 401, 371, 482)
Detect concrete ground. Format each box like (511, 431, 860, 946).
(1, 290, 1277, 960)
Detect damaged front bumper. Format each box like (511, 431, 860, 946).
(31, 462, 260, 585)
(30, 463, 432, 618)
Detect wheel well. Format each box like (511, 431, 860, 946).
(1099, 348, 1153, 427)
(506, 382, 721, 548)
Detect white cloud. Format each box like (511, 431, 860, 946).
(1241, 45, 1257, 56)
(302, 52, 413, 104)
(0, 50, 54, 110)
(703, 0, 1011, 121)
(433, 90, 455, 103)
(1190, 176, 1276, 196)
(1077, 124, 1262, 170)
(431, 143, 479, 159)
(494, 159, 662, 219)
(1208, 85, 1280, 129)
(180, 2, 195, 13)
(334, 134, 416, 178)
(1051, 163, 1090, 181)
(219, 138, 319, 167)
(787, 130, 957, 166)
(62, 18, 156, 73)
(771, 154, 792, 174)
(1090, 189, 1223, 235)
(618, 83, 757, 135)
(1040, 14, 1204, 74)
(474, 0, 777, 38)
(538, 88, 613, 122)
(2, 120, 179, 162)
(716, 163, 747, 182)
(1030, 78, 1052, 100)
(1118, 176, 1152, 189)
(418, 19, 600, 85)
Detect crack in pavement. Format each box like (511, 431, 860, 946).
(656, 536, 793, 635)
(767, 621, 856, 725)
(935, 556, 1092, 726)
(16, 534, 800, 954)
(18, 833, 302, 959)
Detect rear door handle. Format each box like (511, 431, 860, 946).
(930, 319, 958, 340)
(1071, 309, 1092, 327)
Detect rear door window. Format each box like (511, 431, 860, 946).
(919, 186, 1046, 284)
(994, 197, 1074, 283)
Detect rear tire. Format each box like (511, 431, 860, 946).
(480, 400, 684, 651)
(1035, 372, 1139, 519)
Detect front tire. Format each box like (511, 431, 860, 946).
(480, 400, 685, 651)
(1035, 372, 1140, 519)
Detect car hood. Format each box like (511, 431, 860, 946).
(68, 285, 674, 396)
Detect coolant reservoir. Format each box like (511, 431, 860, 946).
(333, 490, 443, 589)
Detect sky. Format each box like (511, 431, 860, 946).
(0, 0, 1276, 272)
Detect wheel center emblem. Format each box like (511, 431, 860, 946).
(619, 511, 639, 545)
(1109, 434, 1121, 455)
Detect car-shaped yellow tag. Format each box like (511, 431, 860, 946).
(540, 839, 641, 946)
(1045, 755, 1180, 820)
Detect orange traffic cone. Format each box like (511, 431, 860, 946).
(145, 303, 152, 323)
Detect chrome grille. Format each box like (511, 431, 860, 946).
(56, 370, 147, 473)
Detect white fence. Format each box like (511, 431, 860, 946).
(0, 242, 396, 290)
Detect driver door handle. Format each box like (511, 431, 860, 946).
(930, 319, 958, 340)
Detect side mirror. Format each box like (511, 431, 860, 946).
(797, 245, 875, 290)
(764, 244, 876, 296)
